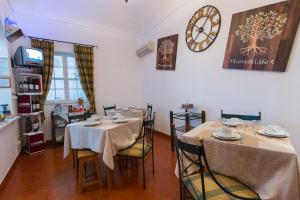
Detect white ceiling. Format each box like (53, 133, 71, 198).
(9, 0, 188, 36)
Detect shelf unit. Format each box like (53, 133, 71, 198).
(14, 67, 45, 155)
(170, 110, 206, 151)
(51, 111, 69, 146)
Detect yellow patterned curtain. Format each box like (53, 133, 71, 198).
(73, 45, 96, 114)
(31, 39, 54, 120)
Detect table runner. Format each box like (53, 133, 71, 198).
(180, 121, 300, 200)
(63, 118, 141, 170)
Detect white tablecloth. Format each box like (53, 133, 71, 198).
(177, 121, 300, 200)
(63, 118, 141, 170)
(106, 109, 144, 119)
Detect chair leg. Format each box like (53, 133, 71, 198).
(152, 149, 155, 175)
(78, 159, 84, 193)
(95, 157, 101, 187)
(84, 162, 87, 179)
(73, 150, 75, 168)
(179, 182, 183, 200)
(142, 158, 145, 189)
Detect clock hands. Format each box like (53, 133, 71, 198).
(202, 31, 214, 40)
(193, 31, 201, 42)
(201, 7, 214, 29)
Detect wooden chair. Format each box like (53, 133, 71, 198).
(76, 150, 101, 193)
(172, 125, 261, 200)
(103, 104, 116, 116)
(117, 112, 155, 189)
(221, 110, 262, 121)
(68, 113, 87, 168)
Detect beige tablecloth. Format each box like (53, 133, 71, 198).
(180, 121, 300, 200)
(63, 118, 141, 170)
(106, 109, 144, 119)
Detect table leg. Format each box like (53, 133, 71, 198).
(107, 166, 113, 189)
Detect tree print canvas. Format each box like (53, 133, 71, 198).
(156, 34, 178, 71)
(223, 2, 291, 72)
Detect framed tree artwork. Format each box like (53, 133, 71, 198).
(223, 1, 300, 72)
(156, 34, 179, 71)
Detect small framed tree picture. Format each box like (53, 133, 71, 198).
(223, 2, 298, 72)
(156, 34, 179, 71)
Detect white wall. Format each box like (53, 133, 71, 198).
(9, 12, 143, 140)
(139, 0, 300, 154)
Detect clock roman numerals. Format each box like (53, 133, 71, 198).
(186, 5, 221, 52)
(205, 38, 212, 46)
(196, 42, 204, 51)
(197, 9, 204, 18)
(186, 32, 192, 39)
(211, 20, 220, 27)
(187, 39, 194, 48)
(209, 32, 217, 37)
(209, 9, 218, 21)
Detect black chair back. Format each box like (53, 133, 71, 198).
(173, 126, 260, 200)
(142, 112, 155, 151)
(68, 113, 87, 124)
(103, 104, 116, 116)
(221, 110, 261, 121)
(144, 104, 153, 121)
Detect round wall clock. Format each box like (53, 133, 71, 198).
(186, 5, 221, 52)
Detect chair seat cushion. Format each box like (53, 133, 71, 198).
(117, 142, 152, 157)
(183, 172, 259, 200)
(77, 150, 97, 158)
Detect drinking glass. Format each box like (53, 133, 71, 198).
(217, 117, 224, 128)
(237, 123, 247, 135)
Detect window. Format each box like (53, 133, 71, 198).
(0, 58, 11, 88)
(47, 53, 87, 101)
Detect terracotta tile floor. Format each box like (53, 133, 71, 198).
(0, 134, 179, 200)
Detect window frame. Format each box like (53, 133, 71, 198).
(46, 52, 87, 105)
(0, 57, 11, 88)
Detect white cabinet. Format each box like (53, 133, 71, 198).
(0, 117, 21, 184)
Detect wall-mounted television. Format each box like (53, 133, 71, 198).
(14, 46, 44, 67)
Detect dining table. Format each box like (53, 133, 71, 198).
(178, 121, 300, 200)
(63, 117, 142, 188)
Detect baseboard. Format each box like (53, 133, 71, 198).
(155, 130, 171, 138)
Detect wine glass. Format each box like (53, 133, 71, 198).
(236, 123, 247, 135)
(252, 120, 261, 136)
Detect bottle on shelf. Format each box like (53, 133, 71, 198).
(28, 77, 34, 92)
(34, 79, 40, 92)
(19, 81, 23, 93)
(32, 116, 40, 132)
(23, 79, 28, 93)
(32, 98, 36, 112)
(25, 117, 32, 133)
(36, 98, 40, 112)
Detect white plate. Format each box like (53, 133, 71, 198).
(113, 119, 131, 124)
(82, 121, 101, 127)
(87, 117, 101, 122)
(257, 126, 289, 138)
(222, 118, 243, 127)
(212, 130, 241, 141)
